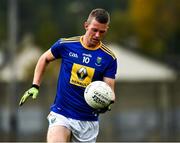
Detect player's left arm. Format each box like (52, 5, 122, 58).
(94, 77, 115, 114)
(103, 77, 116, 102)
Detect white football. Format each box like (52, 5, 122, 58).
(84, 81, 114, 109)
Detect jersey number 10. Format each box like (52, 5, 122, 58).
(83, 56, 90, 64)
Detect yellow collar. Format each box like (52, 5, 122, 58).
(80, 36, 102, 50)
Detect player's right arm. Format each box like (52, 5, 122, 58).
(33, 49, 55, 86)
(19, 49, 55, 106)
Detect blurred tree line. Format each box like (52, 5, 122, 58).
(0, 0, 180, 70)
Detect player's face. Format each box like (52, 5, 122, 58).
(84, 18, 109, 47)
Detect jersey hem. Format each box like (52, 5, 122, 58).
(50, 107, 99, 121)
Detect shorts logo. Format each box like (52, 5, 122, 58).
(70, 63, 95, 87)
(50, 117, 56, 124)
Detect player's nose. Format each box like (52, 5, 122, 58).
(95, 31, 101, 38)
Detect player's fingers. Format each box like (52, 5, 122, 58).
(110, 100, 114, 104)
(19, 92, 29, 106)
(19, 97, 25, 106)
(19, 101, 23, 106)
(32, 93, 37, 99)
(107, 106, 111, 111)
(32, 90, 38, 99)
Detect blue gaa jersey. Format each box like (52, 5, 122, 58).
(50, 36, 117, 121)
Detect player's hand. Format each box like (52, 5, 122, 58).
(94, 101, 114, 114)
(19, 84, 39, 106)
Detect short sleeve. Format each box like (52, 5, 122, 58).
(104, 58, 117, 79)
(50, 39, 63, 59)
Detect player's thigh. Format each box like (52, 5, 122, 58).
(47, 125, 71, 142)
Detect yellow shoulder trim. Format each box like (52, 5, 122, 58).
(100, 44, 116, 59)
(61, 36, 80, 43)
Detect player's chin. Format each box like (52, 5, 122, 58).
(91, 40, 100, 46)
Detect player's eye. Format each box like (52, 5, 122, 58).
(100, 30, 106, 34)
(92, 28, 98, 32)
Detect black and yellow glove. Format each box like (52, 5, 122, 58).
(19, 84, 39, 106)
(93, 101, 114, 114)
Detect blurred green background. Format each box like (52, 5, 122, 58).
(0, 0, 180, 142)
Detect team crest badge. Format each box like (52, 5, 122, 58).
(95, 57, 102, 66)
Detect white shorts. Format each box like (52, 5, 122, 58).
(47, 111, 99, 142)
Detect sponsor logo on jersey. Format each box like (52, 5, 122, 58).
(70, 63, 95, 87)
(82, 53, 92, 57)
(69, 52, 78, 58)
(77, 67, 88, 80)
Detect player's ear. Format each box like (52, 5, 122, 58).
(84, 21, 89, 30)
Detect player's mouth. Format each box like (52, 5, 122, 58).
(92, 38, 99, 42)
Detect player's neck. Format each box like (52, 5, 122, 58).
(82, 35, 100, 49)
